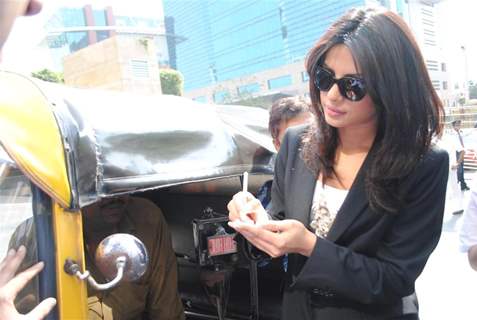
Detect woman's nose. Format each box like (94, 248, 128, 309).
(326, 82, 342, 101)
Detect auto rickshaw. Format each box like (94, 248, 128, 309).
(0, 70, 283, 320)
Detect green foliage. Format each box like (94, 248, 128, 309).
(469, 81, 477, 100)
(31, 69, 64, 83)
(159, 68, 184, 96)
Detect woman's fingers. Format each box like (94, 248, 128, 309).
(229, 221, 285, 257)
(4, 261, 44, 299)
(239, 198, 268, 224)
(0, 246, 27, 287)
(228, 192, 267, 224)
(27, 297, 57, 320)
(259, 220, 287, 233)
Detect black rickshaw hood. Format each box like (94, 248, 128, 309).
(38, 82, 275, 208)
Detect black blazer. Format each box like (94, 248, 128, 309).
(269, 125, 449, 320)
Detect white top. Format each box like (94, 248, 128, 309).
(437, 137, 465, 213)
(452, 129, 465, 153)
(459, 181, 477, 252)
(309, 181, 349, 238)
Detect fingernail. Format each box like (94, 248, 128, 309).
(7, 248, 16, 256)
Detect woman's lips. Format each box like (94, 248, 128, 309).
(325, 105, 346, 117)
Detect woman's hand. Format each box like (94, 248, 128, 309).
(0, 246, 56, 320)
(228, 219, 317, 257)
(227, 191, 269, 225)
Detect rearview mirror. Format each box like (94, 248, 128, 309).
(95, 233, 149, 282)
(64, 233, 149, 291)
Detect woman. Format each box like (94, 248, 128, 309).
(228, 7, 448, 320)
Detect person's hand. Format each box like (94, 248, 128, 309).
(0, 246, 56, 320)
(228, 219, 317, 257)
(227, 191, 269, 225)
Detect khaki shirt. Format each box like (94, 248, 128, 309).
(86, 197, 185, 320)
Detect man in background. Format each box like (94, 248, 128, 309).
(452, 120, 470, 191)
(257, 96, 313, 208)
(83, 196, 184, 320)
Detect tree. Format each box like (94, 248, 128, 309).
(469, 81, 477, 100)
(159, 68, 184, 96)
(31, 69, 64, 83)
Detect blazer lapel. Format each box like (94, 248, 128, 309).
(290, 157, 316, 226)
(326, 149, 373, 242)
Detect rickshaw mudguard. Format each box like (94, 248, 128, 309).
(0, 71, 72, 208)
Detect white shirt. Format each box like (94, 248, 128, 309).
(309, 181, 349, 238)
(438, 136, 465, 214)
(459, 181, 477, 252)
(452, 129, 466, 153)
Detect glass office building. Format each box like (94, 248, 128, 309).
(163, 0, 364, 95)
(164, 0, 446, 105)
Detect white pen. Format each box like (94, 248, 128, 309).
(242, 171, 248, 193)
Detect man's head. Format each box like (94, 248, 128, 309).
(452, 119, 462, 131)
(0, 0, 42, 56)
(83, 196, 130, 232)
(269, 96, 312, 150)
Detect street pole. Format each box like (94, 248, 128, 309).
(461, 45, 469, 101)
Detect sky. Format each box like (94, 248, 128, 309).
(1, 0, 476, 82)
(437, 0, 477, 83)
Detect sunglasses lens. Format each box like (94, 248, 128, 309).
(315, 68, 334, 91)
(340, 77, 366, 101)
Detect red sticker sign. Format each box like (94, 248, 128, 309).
(207, 234, 237, 256)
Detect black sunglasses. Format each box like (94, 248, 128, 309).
(314, 66, 366, 102)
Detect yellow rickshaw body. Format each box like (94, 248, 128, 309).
(0, 71, 87, 319)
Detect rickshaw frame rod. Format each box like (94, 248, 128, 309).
(63, 256, 127, 290)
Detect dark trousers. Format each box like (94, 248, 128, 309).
(456, 151, 468, 189)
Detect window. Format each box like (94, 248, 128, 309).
(395, 0, 404, 16)
(441, 63, 446, 72)
(131, 60, 150, 78)
(267, 75, 292, 90)
(423, 28, 435, 37)
(66, 31, 89, 52)
(93, 9, 107, 26)
(431, 80, 440, 90)
(424, 39, 436, 46)
(443, 81, 448, 90)
(426, 60, 439, 71)
(301, 71, 309, 82)
(237, 83, 260, 95)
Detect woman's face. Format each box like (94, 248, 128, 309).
(319, 44, 377, 131)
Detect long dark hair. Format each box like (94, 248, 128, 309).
(302, 7, 444, 213)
